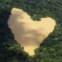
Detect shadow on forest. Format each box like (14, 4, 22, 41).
(0, 8, 29, 62)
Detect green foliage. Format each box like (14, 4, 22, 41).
(0, 0, 62, 62)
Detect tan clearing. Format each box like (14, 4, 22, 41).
(8, 8, 56, 56)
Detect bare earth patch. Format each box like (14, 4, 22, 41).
(8, 8, 56, 56)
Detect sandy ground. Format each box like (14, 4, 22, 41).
(8, 8, 56, 56)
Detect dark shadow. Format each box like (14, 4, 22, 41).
(0, 8, 29, 62)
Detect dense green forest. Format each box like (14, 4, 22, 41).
(0, 0, 62, 62)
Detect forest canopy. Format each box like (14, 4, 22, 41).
(0, 0, 62, 62)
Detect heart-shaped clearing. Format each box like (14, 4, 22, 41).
(8, 8, 56, 56)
